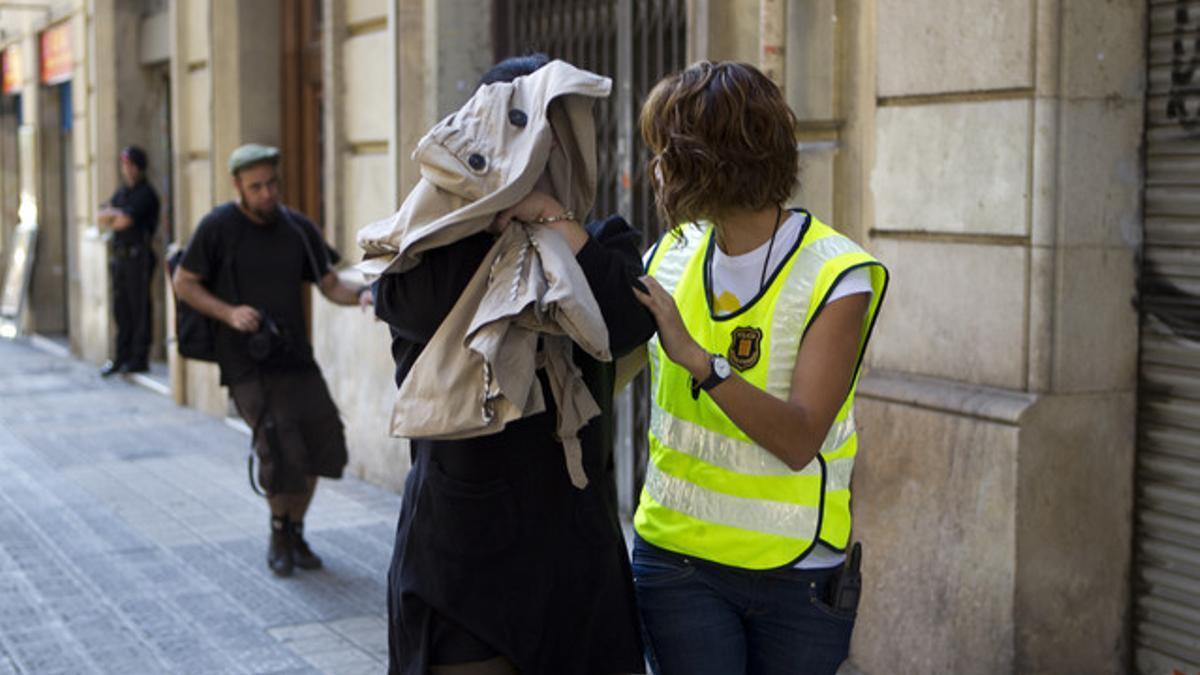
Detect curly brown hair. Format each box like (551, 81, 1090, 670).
(640, 61, 798, 234)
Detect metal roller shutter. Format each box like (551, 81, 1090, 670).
(1135, 1, 1200, 672)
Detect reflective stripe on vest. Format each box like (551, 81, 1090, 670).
(634, 212, 888, 569)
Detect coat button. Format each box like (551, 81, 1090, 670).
(508, 109, 528, 127)
(468, 153, 487, 171)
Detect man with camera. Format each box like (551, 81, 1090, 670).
(172, 144, 372, 577)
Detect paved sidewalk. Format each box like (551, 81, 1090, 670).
(0, 338, 400, 674)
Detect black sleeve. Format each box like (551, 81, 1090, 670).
(373, 232, 494, 344)
(292, 212, 338, 283)
(180, 215, 222, 283)
(576, 214, 657, 357)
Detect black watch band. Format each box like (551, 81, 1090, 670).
(691, 354, 730, 399)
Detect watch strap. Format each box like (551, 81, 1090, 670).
(690, 354, 727, 399)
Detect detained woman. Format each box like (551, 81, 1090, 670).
(373, 54, 653, 675)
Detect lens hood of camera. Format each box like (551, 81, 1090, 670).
(247, 311, 287, 362)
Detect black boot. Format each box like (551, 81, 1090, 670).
(289, 520, 323, 571)
(268, 515, 294, 577)
(99, 360, 123, 377)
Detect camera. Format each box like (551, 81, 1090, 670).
(247, 311, 290, 362)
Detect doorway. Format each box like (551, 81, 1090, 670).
(280, 0, 324, 225)
(0, 93, 19, 287)
(280, 0, 324, 343)
(30, 81, 72, 345)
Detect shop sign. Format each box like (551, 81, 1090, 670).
(1, 46, 22, 94)
(39, 23, 72, 85)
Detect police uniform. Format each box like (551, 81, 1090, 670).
(108, 179, 161, 371)
(632, 211, 889, 674)
(637, 211, 887, 566)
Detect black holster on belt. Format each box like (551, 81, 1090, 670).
(829, 542, 863, 613)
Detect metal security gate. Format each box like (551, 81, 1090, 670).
(495, 0, 686, 233)
(1135, 1, 1200, 671)
(495, 0, 687, 515)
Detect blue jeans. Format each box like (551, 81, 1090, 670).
(633, 536, 855, 675)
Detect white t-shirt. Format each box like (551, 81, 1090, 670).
(709, 211, 872, 317)
(645, 212, 872, 569)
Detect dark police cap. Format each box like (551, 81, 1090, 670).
(120, 146, 148, 170)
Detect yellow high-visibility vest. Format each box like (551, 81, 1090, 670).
(634, 212, 888, 569)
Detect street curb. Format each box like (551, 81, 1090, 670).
(26, 333, 71, 359)
(125, 371, 171, 397)
(23, 333, 173, 399)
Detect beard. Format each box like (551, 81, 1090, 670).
(252, 203, 280, 222)
(238, 197, 279, 223)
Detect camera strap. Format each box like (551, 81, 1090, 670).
(219, 215, 276, 498)
(247, 371, 279, 499)
(242, 209, 322, 500)
(279, 207, 328, 286)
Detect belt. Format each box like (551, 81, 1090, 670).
(111, 244, 146, 258)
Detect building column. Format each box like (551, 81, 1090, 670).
(850, 0, 1144, 673)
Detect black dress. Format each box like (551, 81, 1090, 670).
(374, 216, 655, 675)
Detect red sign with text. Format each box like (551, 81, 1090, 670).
(1, 47, 22, 94)
(39, 23, 72, 85)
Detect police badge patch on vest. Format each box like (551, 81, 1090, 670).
(727, 326, 762, 371)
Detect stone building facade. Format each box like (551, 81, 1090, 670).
(1, 1, 1188, 673)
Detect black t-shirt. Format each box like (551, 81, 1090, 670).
(109, 180, 161, 247)
(180, 202, 339, 385)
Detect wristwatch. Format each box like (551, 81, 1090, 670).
(691, 353, 732, 399)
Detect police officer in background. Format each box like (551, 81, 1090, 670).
(98, 145, 161, 376)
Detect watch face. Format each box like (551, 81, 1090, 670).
(713, 356, 732, 378)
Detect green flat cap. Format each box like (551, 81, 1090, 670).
(228, 143, 280, 175)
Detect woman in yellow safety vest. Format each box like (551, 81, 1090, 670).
(630, 61, 889, 675)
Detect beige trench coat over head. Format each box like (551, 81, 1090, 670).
(357, 60, 615, 488)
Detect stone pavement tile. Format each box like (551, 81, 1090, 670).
(327, 616, 389, 660)
(7, 639, 96, 675)
(268, 622, 335, 642)
(279, 632, 357, 657)
(86, 643, 165, 674)
(220, 537, 385, 618)
(229, 645, 310, 674)
(173, 590, 282, 651)
(327, 615, 387, 638)
(0, 339, 400, 673)
(171, 543, 317, 627)
(326, 662, 382, 675)
(269, 620, 386, 672)
(298, 647, 381, 673)
(68, 617, 143, 654)
(0, 599, 45, 634)
(152, 636, 237, 674)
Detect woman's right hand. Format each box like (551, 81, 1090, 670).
(633, 275, 709, 379)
